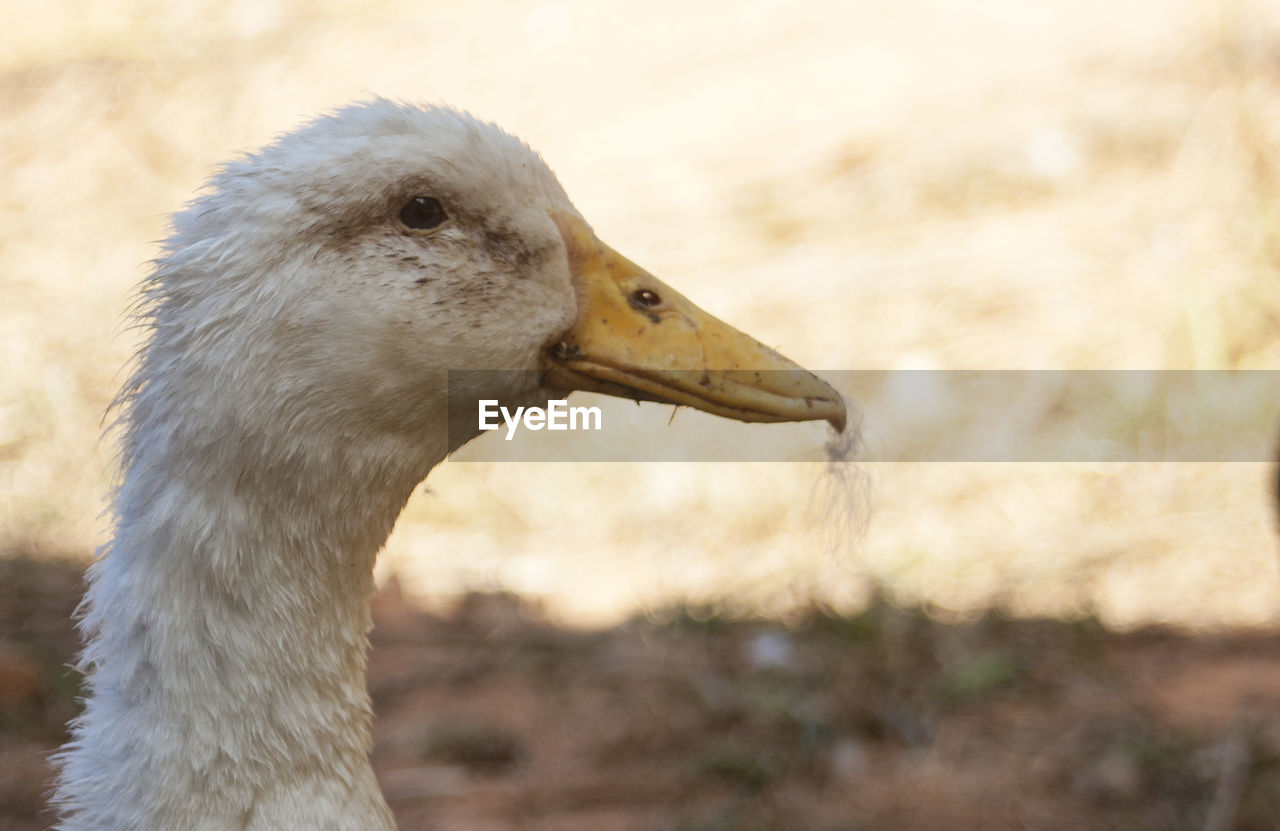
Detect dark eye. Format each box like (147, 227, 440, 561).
(399, 196, 447, 230)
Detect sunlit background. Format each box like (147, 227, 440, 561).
(3, 0, 1280, 629)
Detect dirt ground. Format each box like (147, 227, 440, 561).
(2, 553, 1278, 831)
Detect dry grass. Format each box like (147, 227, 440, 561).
(2, 0, 1280, 627)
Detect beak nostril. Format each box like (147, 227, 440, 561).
(631, 289, 661, 307)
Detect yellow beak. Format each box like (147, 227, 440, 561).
(544, 212, 847, 432)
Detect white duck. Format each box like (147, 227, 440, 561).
(54, 98, 845, 830)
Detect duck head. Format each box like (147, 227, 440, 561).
(153, 99, 844, 472)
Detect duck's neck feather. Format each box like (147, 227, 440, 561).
(56, 425, 435, 830)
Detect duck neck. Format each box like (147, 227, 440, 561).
(58, 428, 437, 830)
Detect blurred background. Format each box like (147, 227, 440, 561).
(3, 1, 1280, 828)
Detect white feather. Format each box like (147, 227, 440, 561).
(55, 98, 583, 830)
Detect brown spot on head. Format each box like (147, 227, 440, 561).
(480, 225, 551, 275)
